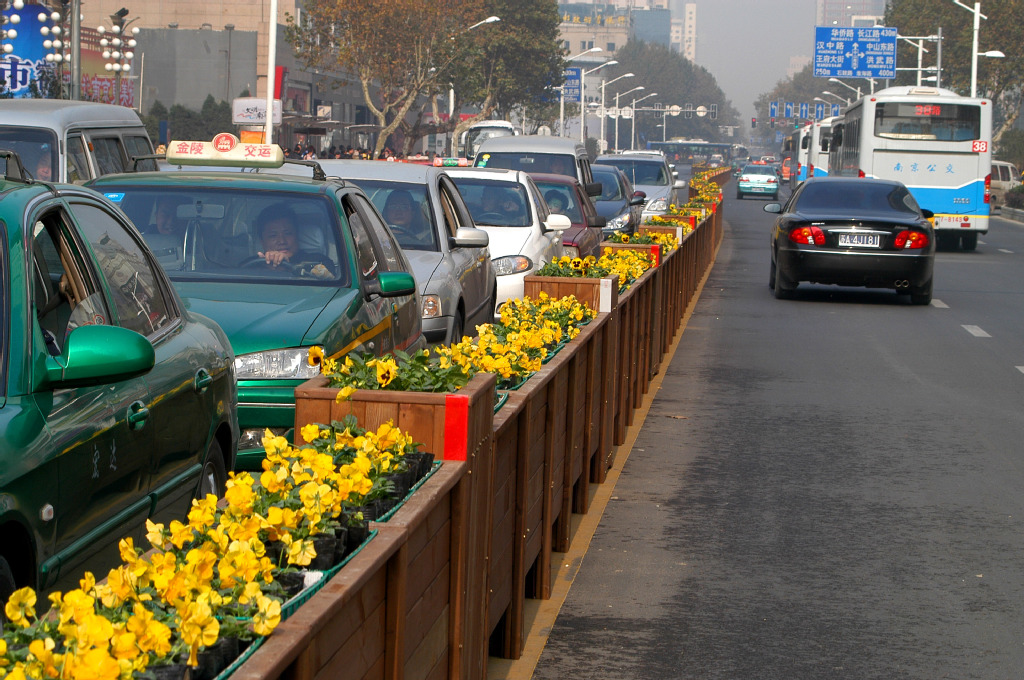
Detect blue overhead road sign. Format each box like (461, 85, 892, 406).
(769, 102, 778, 118)
(562, 67, 582, 103)
(813, 26, 897, 79)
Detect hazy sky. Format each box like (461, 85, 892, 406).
(689, 0, 818, 121)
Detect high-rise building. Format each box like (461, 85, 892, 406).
(682, 3, 697, 62)
(816, 0, 886, 27)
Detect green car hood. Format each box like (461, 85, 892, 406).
(172, 282, 359, 356)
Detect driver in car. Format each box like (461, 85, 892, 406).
(254, 203, 335, 277)
(382, 190, 432, 248)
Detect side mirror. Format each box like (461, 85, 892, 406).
(544, 213, 572, 231)
(673, 179, 687, 189)
(763, 203, 783, 214)
(584, 182, 603, 198)
(366, 271, 417, 299)
(587, 214, 607, 229)
(921, 208, 934, 219)
(450, 226, 489, 248)
(45, 325, 155, 387)
(629, 195, 646, 206)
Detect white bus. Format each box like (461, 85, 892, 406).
(829, 86, 992, 250)
(782, 124, 812, 185)
(458, 120, 519, 161)
(805, 116, 837, 181)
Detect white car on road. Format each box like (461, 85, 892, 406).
(447, 168, 570, 317)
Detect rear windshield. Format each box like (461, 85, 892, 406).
(795, 181, 921, 215)
(450, 177, 532, 227)
(0, 126, 58, 181)
(742, 165, 776, 175)
(476, 151, 577, 178)
(874, 102, 981, 141)
(599, 159, 669, 186)
(350, 179, 439, 252)
(98, 187, 351, 285)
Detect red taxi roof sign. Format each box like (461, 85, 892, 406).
(166, 133, 285, 168)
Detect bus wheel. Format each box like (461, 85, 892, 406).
(960, 233, 978, 251)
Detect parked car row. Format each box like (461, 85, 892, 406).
(0, 99, 664, 601)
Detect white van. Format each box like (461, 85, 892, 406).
(0, 100, 156, 183)
(990, 160, 1021, 209)
(473, 135, 601, 198)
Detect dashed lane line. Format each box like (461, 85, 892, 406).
(962, 325, 991, 338)
(931, 299, 949, 308)
(999, 248, 1014, 254)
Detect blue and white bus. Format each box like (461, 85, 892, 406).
(781, 124, 812, 185)
(829, 86, 992, 250)
(806, 116, 837, 181)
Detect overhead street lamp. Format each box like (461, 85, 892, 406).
(828, 77, 862, 99)
(820, 91, 849, 105)
(98, 8, 140, 107)
(581, 59, 617, 143)
(599, 72, 633, 153)
(630, 91, 658, 151)
(951, 0, 1003, 98)
(560, 47, 602, 137)
(614, 85, 644, 151)
(447, 16, 501, 155)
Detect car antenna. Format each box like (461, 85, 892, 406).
(282, 158, 337, 184)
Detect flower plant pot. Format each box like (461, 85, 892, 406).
(149, 665, 191, 680)
(345, 520, 370, 554)
(309, 534, 338, 571)
(331, 526, 349, 564)
(275, 571, 306, 600)
(194, 636, 239, 680)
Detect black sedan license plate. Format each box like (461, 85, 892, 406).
(838, 233, 880, 248)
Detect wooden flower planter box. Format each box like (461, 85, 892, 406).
(232, 460, 470, 680)
(522, 273, 619, 314)
(292, 372, 497, 680)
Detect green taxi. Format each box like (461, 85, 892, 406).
(0, 151, 236, 602)
(89, 136, 422, 470)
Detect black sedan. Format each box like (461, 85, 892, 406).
(591, 163, 645, 237)
(766, 178, 935, 304)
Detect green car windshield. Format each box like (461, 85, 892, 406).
(101, 188, 351, 285)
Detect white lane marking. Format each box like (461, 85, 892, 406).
(962, 325, 991, 338)
(931, 299, 949, 308)
(1017, 367, 1024, 375)
(999, 248, 1014, 254)
(979, 240, 987, 245)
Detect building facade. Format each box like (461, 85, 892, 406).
(815, 0, 886, 27)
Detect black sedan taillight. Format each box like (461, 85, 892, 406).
(789, 225, 826, 246)
(894, 230, 929, 249)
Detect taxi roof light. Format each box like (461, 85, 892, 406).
(166, 133, 285, 169)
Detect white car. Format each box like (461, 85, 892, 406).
(447, 168, 570, 317)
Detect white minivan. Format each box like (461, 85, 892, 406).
(0, 100, 156, 183)
(990, 160, 1021, 210)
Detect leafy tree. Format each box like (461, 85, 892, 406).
(287, 0, 488, 158)
(884, 0, 1024, 140)
(604, 40, 738, 149)
(996, 129, 1024, 169)
(143, 100, 169, 144)
(753, 63, 835, 128)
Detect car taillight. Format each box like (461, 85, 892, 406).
(767, 177, 777, 184)
(984, 173, 991, 203)
(789, 226, 825, 245)
(894, 230, 929, 249)
(808, 164, 814, 177)
(858, 169, 866, 178)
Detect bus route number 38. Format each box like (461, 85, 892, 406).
(972, 140, 989, 153)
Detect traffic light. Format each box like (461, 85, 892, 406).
(770, 118, 776, 128)
(751, 117, 757, 129)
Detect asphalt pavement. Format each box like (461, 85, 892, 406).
(491, 188, 1024, 680)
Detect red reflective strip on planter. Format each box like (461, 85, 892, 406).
(443, 393, 470, 460)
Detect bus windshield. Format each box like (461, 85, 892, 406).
(874, 102, 981, 142)
(464, 126, 515, 159)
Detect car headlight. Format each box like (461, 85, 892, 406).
(492, 255, 533, 276)
(421, 294, 442, 319)
(607, 211, 632, 231)
(235, 347, 322, 380)
(562, 246, 580, 258)
(646, 197, 668, 212)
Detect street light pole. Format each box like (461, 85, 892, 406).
(828, 77, 862, 99)
(599, 72, 633, 153)
(613, 85, 643, 151)
(581, 60, 616, 144)
(448, 16, 500, 155)
(560, 47, 602, 139)
(630, 91, 657, 150)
